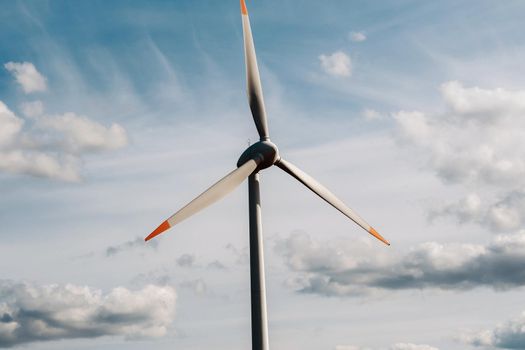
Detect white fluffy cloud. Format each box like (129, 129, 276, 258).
(0, 101, 79, 181)
(0, 99, 127, 182)
(0, 281, 176, 347)
(0, 61, 128, 181)
(441, 81, 525, 119)
(394, 81, 525, 235)
(319, 51, 352, 77)
(349, 31, 367, 42)
(39, 112, 128, 153)
(0, 102, 23, 147)
(462, 311, 525, 349)
(4, 62, 47, 93)
(394, 81, 525, 186)
(0, 151, 80, 182)
(277, 231, 525, 296)
(432, 191, 525, 233)
(430, 193, 483, 224)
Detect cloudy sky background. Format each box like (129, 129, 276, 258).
(1, 0, 525, 349)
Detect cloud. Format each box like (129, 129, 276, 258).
(225, 244, 248, 265)
(462, 311, 525, 349)
(393, 81, 525, 187)
(394, 81, 525, 239)
(207, 260, 226, 270)
(0, 151, 80, 182)
(441, 81, 525, 120)
(19, 101, 44, 118)
(349, 31, 367, 42)
(38, 112, 128, 153)
(319, 51, 352, 77)
(276, 232, 525, 296)
(335, 344, 438, 350)
(0, 99, 127, 182)
(4, 62, 47, 93)
(179, 279, 208, 296)
(431, 191, 525, 233)
(0, 281, 176, 348)
(0, 102, 23, 147)
(176, 254, 195, 268)
(430, 193, 483, 225)
(0, 101, 80, 181)
(106, 237, 158, 257)
(390, 345, 439, 350)
(363, 108, 382, 121)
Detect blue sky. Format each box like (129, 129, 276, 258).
(2, 1, 525, 349)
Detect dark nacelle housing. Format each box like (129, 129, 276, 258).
(237, 140, 280, 170)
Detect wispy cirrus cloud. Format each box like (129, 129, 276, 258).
(0, 281, 176, 348)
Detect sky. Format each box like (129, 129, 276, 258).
(1, 0, 525, 349)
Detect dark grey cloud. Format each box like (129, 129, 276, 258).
(276, 232, 525, 296)
(176, 254, 195, 268)
(106, 237, 158, 257)
(0, 280, 176, 348)
(207, 260, 227, 270)
(462, 311, 525, 349)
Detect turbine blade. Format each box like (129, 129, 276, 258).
(241, 0, 270, 140)
(145, 159, 259, 241)
(276, 158, 390, 246)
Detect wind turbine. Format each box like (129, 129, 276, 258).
(145, 1, 390, 349)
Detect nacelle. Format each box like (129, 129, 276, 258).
(237, 140, 280, 170)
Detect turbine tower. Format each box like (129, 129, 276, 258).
(145, 1, 390, 349)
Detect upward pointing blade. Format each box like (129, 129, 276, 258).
(145, 159, 259, 241)
(241, 0, 270, 140)
(276, 158, 390, 246)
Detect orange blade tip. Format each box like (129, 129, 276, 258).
(240, 0, 248, 15)
(145, 220, 171, 241)
(369, 227, 390, 246)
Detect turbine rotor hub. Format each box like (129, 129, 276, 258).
(237, 140, 279, 170)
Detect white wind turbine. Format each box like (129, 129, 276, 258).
(145, 1, 390, 349)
